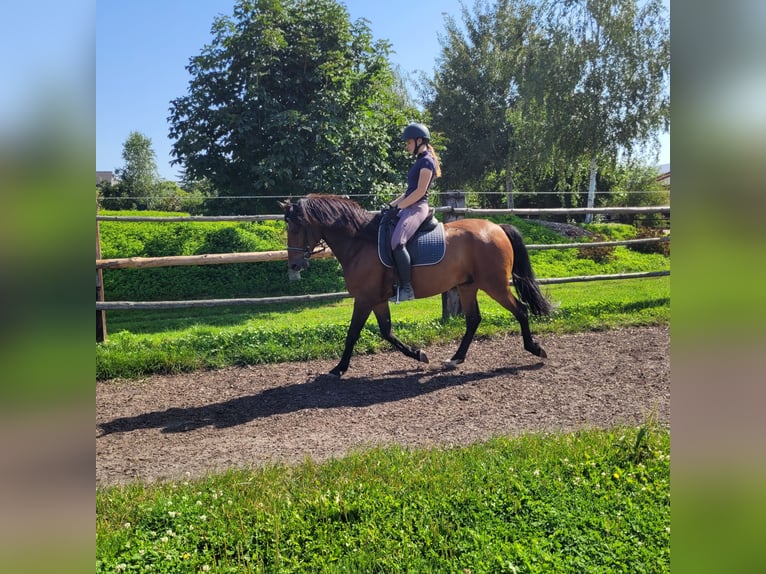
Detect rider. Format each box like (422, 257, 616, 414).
(388, 122, 442, 303)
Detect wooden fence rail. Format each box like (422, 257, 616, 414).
(96, 271, 669, 311)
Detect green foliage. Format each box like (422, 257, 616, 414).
(98, 133, 201, 212)
(97, 427, 670, 573)
(115, 131, 159, 201)
(485, 215, 569, 244)
(576, 233, 616, 264)
(426, 0, 536, 192)
(168, 0, 419, 213)
(425, 0, 669, 210)
(582, 222, 637, 241)
(534, 0, 670, 172)
(628, 227, 671, 256)
(99, 211, 345, 300)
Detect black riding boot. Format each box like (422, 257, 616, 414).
(389, 245, 415, 303)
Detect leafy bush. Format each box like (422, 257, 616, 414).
(485, 214, 572, 244)
(99, 211, 344, 300)
(577, 233, 616, 264)
(627, 227, 671, 256)
(582, 222, 637, 241)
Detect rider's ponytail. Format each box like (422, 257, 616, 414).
(427, 144, 442, 178)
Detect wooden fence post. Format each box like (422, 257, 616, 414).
(96, 206, 107, 342)
(441, 190, 465, 320)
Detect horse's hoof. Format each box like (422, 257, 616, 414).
(536, 347, 547, 359)
(442, 359, 462, 370)
(328, 367, 345, 378)
(418, 350, 429, 364)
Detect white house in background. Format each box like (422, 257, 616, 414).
(96, 171, 117, 186)
(656, 163, 670, 187)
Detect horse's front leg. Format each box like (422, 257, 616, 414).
(373, 303, 429, 364)
(329, 300, 372, 378)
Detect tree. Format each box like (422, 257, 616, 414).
(114, 131, 161, 209)
(425, 0, 669, 215)
(168, 0, 418, 214)
(537, 0, 670, 221)
(424, 0, 537, 208)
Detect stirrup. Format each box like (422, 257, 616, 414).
(390, 284, 414, 303)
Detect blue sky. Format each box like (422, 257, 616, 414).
(96, 0, 670, 182)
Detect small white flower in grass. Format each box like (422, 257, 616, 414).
(533, 469, 540, 477)
(202, 566, 211, 572)
(200, 514, 207, 522)
(116, 564, 127, 571)
(161, 536, 169, 544)
(168, 511, 177, 518)
(123, 522, 131, 529)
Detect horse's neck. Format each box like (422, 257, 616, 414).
(320, 228, 364, 266)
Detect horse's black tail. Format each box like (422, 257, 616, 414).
(501, 224, 554, 316)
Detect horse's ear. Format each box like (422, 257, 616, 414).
(278, 200, 289, 209)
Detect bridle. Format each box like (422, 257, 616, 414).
(284, 203, 328, 260)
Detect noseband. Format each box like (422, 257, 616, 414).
(286, 244, 327, 259)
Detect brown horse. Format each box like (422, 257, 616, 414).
(281, 194, 552, 377)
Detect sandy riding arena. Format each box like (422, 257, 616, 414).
(97, 325, 669, 486)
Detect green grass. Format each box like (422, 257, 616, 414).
(97, 276, 669, 380)
(97, 425, 670, 573)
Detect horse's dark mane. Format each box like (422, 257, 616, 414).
(300, 194, 378, 240)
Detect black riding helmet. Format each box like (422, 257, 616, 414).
(401, 122, 430, 155)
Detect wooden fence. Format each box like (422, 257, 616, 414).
(96, 201, 670, 340)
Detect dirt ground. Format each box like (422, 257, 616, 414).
(97, 325, 669, 487)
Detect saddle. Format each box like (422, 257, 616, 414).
(377, 210, 446, 268)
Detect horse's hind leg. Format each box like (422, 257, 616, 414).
(445, 285, 482, 367)
(373, 303, 429, 364)
(485, 284, 547, 358)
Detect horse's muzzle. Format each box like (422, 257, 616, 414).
(288, 257, 309, 280)
(288, 268, 303, 281)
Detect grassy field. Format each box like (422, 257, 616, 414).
(97, 425, 669, 573)
(97, 275, 669, 380)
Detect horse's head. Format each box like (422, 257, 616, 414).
(280, 199, 321, 281)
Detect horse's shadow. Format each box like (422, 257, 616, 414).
(98, 362, 544, 436)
